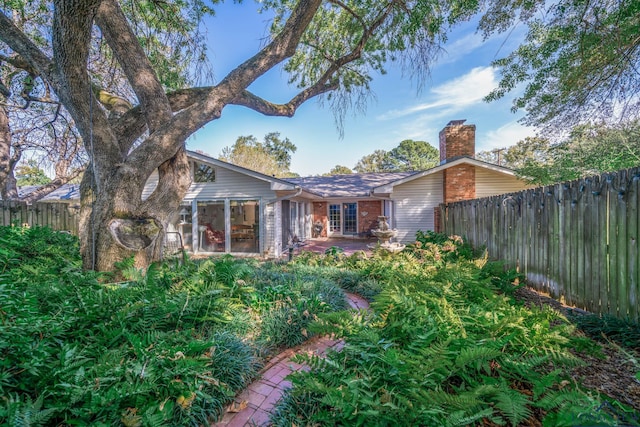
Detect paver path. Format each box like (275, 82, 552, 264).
(213, 293, 370, 427)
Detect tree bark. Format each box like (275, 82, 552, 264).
(0, 106, 18, 200)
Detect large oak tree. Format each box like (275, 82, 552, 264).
(0, 0, 475, 271)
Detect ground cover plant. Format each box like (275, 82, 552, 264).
(0, 225, 346, 426)
(272, 233, 640, 426)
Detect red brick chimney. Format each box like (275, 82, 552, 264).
(439, 120, 476, 204)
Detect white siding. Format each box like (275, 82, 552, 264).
(142, 166, 278, 201)
(475, 169, 531, 199)
(391, 173, 443, 243)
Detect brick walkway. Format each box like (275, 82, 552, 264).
(213, 293, 369, 427)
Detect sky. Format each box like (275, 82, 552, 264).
(188, 3, 535, 176)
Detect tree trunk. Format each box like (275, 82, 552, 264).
(79, 147, 191, 271)
(0, 106, 18, 200)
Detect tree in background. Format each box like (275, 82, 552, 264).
(389, 139, 439, 171)
(354, 149, 394, 173)
(482, 0, 640, 134)
(324, 165, 353, 175)
(352, 140, 438, 173)
(476, 122, 640, 185)
(15, 159, 51, 186)
(220, 133, 297, 177)
(263, 132, 297, 173)
(0, 1, 87, 202)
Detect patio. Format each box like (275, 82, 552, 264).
(288, 237, 377, 257)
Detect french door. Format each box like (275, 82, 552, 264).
(328, 202, 357, 235)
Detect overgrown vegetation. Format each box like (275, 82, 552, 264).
(0, 226, 347, 426)
(272, 233, 639, 426)
(568, 313, 640, 352)
(3, 226, 638, 426)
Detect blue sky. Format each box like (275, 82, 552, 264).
(188, 3, 534, 176)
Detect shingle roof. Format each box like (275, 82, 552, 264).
(285, 172, 416, 198)
(9, 184, 80, 201)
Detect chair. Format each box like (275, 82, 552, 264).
(203, 224, 225, 250)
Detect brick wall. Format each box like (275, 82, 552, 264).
(357, 200, 382, 235)
(439, 120, 476, 163)
(443, 164, 475, 203)
(312, 202, 328, 237)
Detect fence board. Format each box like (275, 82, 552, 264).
(616, 171, 629, 318)
(593, 175, 607, 314)
(628, 173, 639, 322)
(0, 200, 79, 234)
(582, 179, 594, 311)
(443, 166, 640, 321)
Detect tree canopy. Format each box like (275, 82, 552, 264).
(15, 159, 51, 186)
(324, 164, 353, 176)
(477, 121, 640, 185)
(219, 132, 298, 177)
(482, 0, 640, 133)
(353, 139, 438, 173)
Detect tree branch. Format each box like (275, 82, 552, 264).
(216, 0, 323, 97)
(20, 166, 86, 204)
(95, 0, 171, 133)
(52, 0, 121, 179)
(230, 82, 339, 117)
(0, 13, 55, 84)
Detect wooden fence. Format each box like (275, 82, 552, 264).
(1, 200, 81, 235)
(441, 166, 640, 321)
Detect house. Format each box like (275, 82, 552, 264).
(155, 119, 530, 257)
(11, 120, 531, 257)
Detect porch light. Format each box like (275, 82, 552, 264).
(179, 208, 189, 223)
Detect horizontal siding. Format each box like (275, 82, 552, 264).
(475, 169, 531, 198)
(391, 173, 443, 243)
(142, 167, 278, 201)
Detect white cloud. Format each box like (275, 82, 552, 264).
(438, 32, 486, 65)
(479, 121, 535, 151)
(378, 67, 498, 120)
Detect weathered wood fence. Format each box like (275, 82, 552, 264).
(1, 200, 81, 235)
(441, 166, 640, 321)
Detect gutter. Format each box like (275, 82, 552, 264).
(264, 186, 303, 205)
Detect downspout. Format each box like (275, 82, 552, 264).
(264, 186, 303, 258)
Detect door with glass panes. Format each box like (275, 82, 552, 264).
(328, 202, 357, 235)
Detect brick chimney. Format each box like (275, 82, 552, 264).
(439, 119, 476, 163)
(439, 120, 476, 204)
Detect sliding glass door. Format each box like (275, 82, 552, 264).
(230, 200, 259, 253)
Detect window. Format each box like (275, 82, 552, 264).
(194, 162, 215, 182)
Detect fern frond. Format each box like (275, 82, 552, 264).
(492, 387, 531, 427)
(446, 407, 496, 426)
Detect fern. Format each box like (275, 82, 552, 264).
(446, 407, 498, 426)
(8, 394, 57, 427)
(492, 386, 532, 427)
